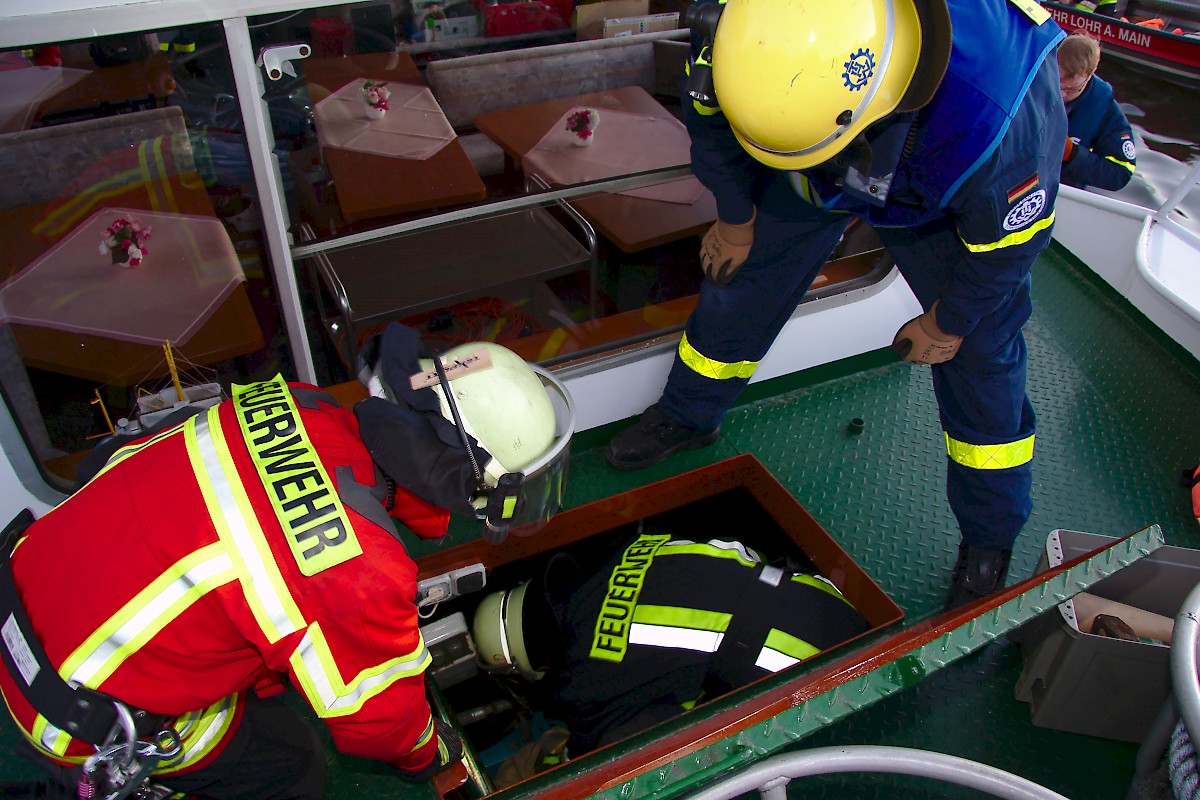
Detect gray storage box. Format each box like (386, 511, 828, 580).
(1012, 529, 1200, 742)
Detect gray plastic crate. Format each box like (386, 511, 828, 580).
(1012, 529, 1200, 742)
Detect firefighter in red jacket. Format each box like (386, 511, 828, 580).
(0, 323, 565, 800)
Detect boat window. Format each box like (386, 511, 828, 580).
(0, 2, 891, 490)
(0, 26, 291, 489)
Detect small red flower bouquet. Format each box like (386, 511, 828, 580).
(565, 108, 600, 143)
(361, 80, 391, 111)
(99, 216, 151, 267)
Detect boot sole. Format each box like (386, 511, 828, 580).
(605, 429, 720, 471)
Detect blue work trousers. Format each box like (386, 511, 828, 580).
(658, 174, 1035, 550)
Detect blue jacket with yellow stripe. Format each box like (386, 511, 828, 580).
(1062, 74, 1136, 191)
(686, 0, 1067, 337)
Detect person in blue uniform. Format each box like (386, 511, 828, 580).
(605, 0, 1068, 609)
(1059, 33, 1137, 192)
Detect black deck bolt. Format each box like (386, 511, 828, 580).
(847, 417, 865, 434)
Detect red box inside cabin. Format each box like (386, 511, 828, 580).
(474, 0, 573, 36)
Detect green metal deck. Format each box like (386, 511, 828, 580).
(2, 242, 1198, 799)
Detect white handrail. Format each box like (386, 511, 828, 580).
(1152, 157, 1200, 225)
(684, 746, 1070, 800)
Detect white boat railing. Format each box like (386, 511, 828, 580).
(681, 746, 1069, 800)
(1137, 157, 1200, 331)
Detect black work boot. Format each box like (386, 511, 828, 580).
(944, 541, 1013, 611)
(605, 404, 720, 470)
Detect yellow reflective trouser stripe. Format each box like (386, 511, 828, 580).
(29, 544, 236, 758)
(655, 540, 758, 568)
(290, 622, 432, 718)
(959, 211, 1055, 253)
(679, 332, 758, 380)
(789, 573, 854, 605)
(154, 694, 241, 774)
(1105, 154, 1136, 173)
(944, 431, 1035, 469)
(188, 407, 306, 643)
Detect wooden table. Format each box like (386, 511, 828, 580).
(303, 52, 486, 222)
(0, 175, 263, 386)
(35, 54, 173, 124)
(473, 86, 717, 253)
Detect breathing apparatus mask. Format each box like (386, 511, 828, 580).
(682, 0, 951, 172)
(355, 323, 575, 543)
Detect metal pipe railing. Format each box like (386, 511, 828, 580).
(683, 746, 1070, 800)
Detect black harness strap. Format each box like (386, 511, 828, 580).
(0, 510, 165, 745)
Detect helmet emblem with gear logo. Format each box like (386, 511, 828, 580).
(843, 48, 877, 91)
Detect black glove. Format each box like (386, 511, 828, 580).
(396, 719, 463, 783)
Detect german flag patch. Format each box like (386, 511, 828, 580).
(1007, 173, 1040, 204)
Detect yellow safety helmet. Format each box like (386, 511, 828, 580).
(710, 0, 951, 171)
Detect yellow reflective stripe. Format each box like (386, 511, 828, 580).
(757, 628, 819, 670)
(944, 431, 1035, 469)
(632, 604, 731, 633)
(155, 694, 240, 774)
(959, 211, 1055, 253)
(32, 715, 77, 759)
(656, 540, 758, 567)
(31, 544, 235, 757)
(32, 167, 146, 237)
(1104, 155, 1136, 173)
(142, 138, 174, 212)
(231, 377, 362, 577)
(789, 573, 854, 605)
(188, 408, 306, 643)
(410, 714, 435, 753)
(87, 420, 191, 483)
(678, 332, 758, 380)
(536, 327, 570, 361)
(685, 56, 721, 116)
(290, 622, 431, 718)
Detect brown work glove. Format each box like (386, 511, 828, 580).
(891, 300, 963, 364)
(700, 209, 756, 286)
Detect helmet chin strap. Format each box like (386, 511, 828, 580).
(433, 357, 487, 499)
(433, 352, 527, 544)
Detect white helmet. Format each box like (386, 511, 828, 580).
(420, 341, 557, 488)
(357, 324, 575, 543)
(472, 582, 544, 680)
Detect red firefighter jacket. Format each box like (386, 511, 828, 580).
(0, 378, 445, 776)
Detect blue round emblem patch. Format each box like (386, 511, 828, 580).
(842, 48, 875, 91)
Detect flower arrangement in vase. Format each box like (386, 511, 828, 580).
(565, 108, 600, 146)
(361, 80, 390, 120)
(99, 216, 151, 267)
